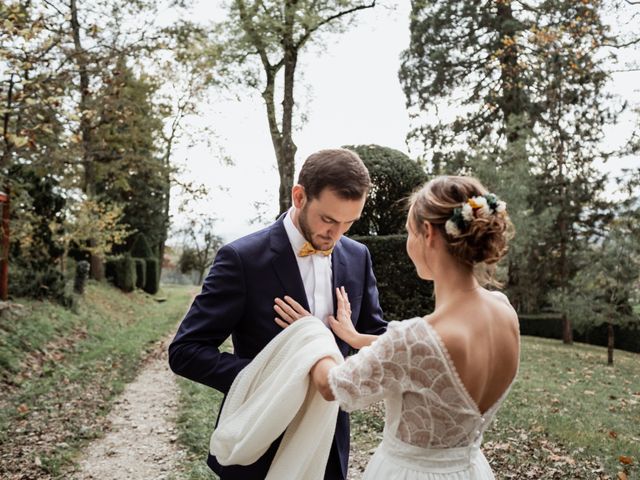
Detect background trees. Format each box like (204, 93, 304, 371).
(176, 216, 223, 285)
(399, 0, 637, 344)
(0, 0, 175, 299)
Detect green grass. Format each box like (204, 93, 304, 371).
(486, 336, 640, 478)
(170, 379, 222, 480)
(0, 282, 194, 478)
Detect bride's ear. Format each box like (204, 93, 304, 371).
(423, 221, 436, 247)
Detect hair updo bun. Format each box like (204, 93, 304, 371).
(409, 176, 514, 269)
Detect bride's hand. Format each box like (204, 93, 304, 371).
(328, 287, 358, 345)
(273, 296, 311, 329)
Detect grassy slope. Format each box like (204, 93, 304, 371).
(0, 282, 194, 478)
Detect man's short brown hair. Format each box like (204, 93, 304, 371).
(297, 148, 372, 200)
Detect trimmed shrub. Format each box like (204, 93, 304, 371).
(130, 233, 153, 259)
(11, 260, 71, 306)
(344, 145, 428, 236)
(105, 255, 136, 293)
(134, 258, 146, 290)
(73, 260, 90, 295)
(351, 234, 435, 321)
(144, 257, 160, 295)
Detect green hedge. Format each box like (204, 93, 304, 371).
(144, 257, 160, 295)
(519, 314, 640, 354)
(105, 254, 136, 293)
(134, 258, 146, 290)
(351, 234, 435, 321)
(130, 233, 154, 259)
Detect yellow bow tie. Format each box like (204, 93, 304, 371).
(298, 242, 334, 257)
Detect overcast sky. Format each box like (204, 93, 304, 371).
(167, 1, 640, 245)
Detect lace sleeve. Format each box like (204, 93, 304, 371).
(327, 321, 407, 412)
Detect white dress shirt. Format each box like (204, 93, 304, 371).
(283, 209, 333, 326)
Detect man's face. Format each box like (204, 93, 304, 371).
(296, 188, 366, 251)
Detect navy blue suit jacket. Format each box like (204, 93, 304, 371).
(168, 217, 386, 480)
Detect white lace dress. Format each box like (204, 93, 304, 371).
(328, 317, 518, 480)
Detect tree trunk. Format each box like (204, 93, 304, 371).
(562, 312, 573, 345)
(70, 0, 104, 280)
(496, 1, 527, 142)
(278, 0, 299, 215)
(0, 187, 10, 301)
(556, 81, 571, 345)
(607, 322, 614, 365)
(1, 74, 15, 169)
(262, 72, 286, 212)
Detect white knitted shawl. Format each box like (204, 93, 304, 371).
(210, 316, 344, 480)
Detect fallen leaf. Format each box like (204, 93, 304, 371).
(619, 455, 634, 465)
(617, 472, 627, 480)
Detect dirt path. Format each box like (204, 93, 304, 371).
(70, 337, 185, 480)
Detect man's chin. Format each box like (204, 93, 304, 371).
(314, 240, 334, 251)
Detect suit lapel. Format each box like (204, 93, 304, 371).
(270, 219, 310, 312)
(331, 239, 347, 314)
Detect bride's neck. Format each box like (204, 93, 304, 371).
(432, 262, 479, 310)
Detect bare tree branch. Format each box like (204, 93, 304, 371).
(294, 1, 376, 50)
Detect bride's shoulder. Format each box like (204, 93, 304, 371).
(488, 289, 510, 304)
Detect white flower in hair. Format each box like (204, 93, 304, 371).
(496, 200, 507, 214)
(445, 219, 462, 237)
(468, 196, 490, 217)
(461, 203, 474, 222)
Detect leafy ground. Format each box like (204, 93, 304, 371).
(173, 336, 639, 480)
(0, 282, 194, 479)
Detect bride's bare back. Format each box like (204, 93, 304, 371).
(427, 288, 520, 414)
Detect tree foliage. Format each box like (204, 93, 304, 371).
(400, 0, 624, 344)
(0, 0, 183, 298)
(176, 216, 223, 285)
(550, 171, 640, 363)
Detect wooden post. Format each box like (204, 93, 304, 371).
(0, 187, 9, 301)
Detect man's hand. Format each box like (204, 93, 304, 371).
(273, 296, 311, 328)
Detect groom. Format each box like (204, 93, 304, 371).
(168, 148, 387, 480)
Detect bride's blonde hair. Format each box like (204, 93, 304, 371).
(409, 176, 514, 285)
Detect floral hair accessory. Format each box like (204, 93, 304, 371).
(445, 193, 507, 238)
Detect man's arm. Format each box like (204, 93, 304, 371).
(356, 248, 387, 336)
(168, 244, 251, 394)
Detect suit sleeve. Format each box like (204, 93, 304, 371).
(168, 244, 251, 394)
(355, 247, 387, 336)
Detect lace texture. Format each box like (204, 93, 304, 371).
(328, 318, 514, 449)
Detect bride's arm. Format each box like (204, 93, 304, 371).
(310, 356, 338, 401)
(328, 287, 378, 349)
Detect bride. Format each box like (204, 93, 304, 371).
(276, 175, 520, 479)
